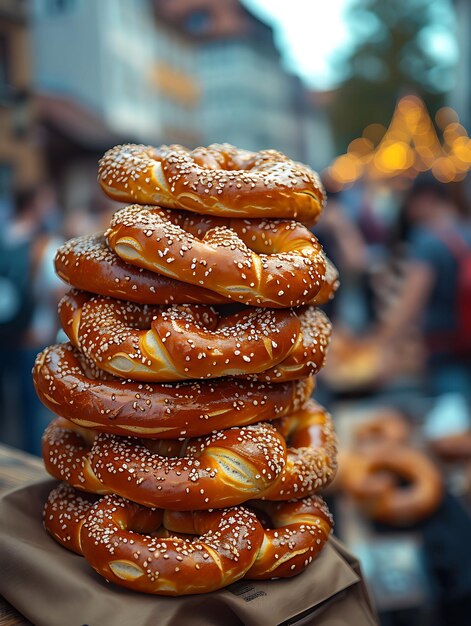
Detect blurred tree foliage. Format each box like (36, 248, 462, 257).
(330, 0, 456, 150)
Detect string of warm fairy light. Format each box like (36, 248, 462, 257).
(326, 95, 471, 189)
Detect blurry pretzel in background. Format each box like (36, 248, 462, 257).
(340, 445, 443, 525)
(98, 143, 326, 226)
(354, 409, 411, 447)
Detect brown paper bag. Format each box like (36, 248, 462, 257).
(0, 480, 378, 626)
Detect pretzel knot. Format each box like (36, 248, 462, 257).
(44, 484, 333, 594)
(98, 143, 326, 226)
(262, 401, 338, 500)
(58, 291, 331, 383)
(42, 418, 288, 510)
(55, 232, 338, 308)
(34, 343, 314, 439)
(106, 206, 328, 308)
(246, 496, 333, 579)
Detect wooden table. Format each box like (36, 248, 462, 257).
(0, 444, 47, 626)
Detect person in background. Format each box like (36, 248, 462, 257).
(0, 185, 64, 454)
(315, 191, 368, 327)
(376, 175, 471, 397)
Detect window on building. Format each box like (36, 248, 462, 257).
(0, 164, 13, 226)
(185, 10, 211, 35)
(0, 34, 10, 91)
(45, 0, 75, 15)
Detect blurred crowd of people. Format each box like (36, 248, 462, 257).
(0, 184, 113, 454)
(317, 175, 471, 403)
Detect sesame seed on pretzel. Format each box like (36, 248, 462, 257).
(42, 417, 288, 510)
(55, 232, 339, 308)
(106, 205, 327, 308)
(34, 343, 314, 439)
(58, 290, 330, 383)
(262, 401, 338, 500)
(246, 495, 333, 579)
(44, 484, 333, 593)
(98, 143, 326, 226)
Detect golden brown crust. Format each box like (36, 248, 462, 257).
(42, 418, 108, 494)
(34, 343, 314, 438)
(262, 401, 338, 500)
(81, 493, 264, 595)
(42, 417, 289, 510)
(98, 143, 326, 226)
(42, 402, 337, 509)
(106, 205, 327, 308)
(55, 233, 338, 307)
(246, 495, 333, 579)
(58, 291, 331, 383)
(43, 483, 98, 554)
(55, 234, 228, 305)
(43, 484, 332, 592)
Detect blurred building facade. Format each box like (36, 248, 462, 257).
(31, 0, 332, 172)
(155, 0, 302, 158)
(0, 0, 43, 221)
(33, 0, 200, 144)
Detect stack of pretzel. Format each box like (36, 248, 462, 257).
(34, 143, 339, 596)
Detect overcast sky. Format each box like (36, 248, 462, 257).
(242, 0, 458, 91)
(242, 0, 354, 89)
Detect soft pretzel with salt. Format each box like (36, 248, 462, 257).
(42, 417, 288, 510)
(106, 205, 327, 308)
(34, 343, 314, 439)
(55, 233, 338, 307)
(44, 484, 333, 592)
(98, 143, 326, 226)
(58, 290, 331, 383)
(83, 490, 264, 595)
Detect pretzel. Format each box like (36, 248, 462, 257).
(42, 417, 288, 510)
(58, 291, 331, 383)
(55, 233, 338, 307)
(98, 143, 326, 226)
(340, 446, 443, 525)
(34, 343, 314, 439)
(262, 401, 337, 500)
(246, 495, 333, 579)
(429, 432, 471, 461)
(83, 492, 264, 595)
(106, 205, 327, 308)
(354, 410, 410, 447)
(44, 485, 332, 594)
